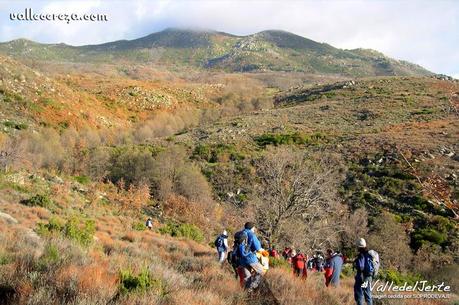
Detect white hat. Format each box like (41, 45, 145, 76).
(356, 238, 367, 248)
(223, 230, 227, 236)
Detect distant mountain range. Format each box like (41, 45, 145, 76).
(0, 28, 431, 77)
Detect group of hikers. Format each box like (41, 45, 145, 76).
(214, 223, 379, 305)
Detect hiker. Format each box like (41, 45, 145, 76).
(269, 246, 280, 258)
(315, 252, 324, 272)
(282, 247, 292, 260)
(292, 250, 307, 279)
(227, 249, 239, 279)
(145, 217, 153, 230)
(230, 231, 249, 288)
(330, 250, 344, 287)
(237, 222, 266, 291)
(324, 249, 343, 287)
(215, 230, 229, 263)
(286, 248, 295, 266)
(353, 238, 373, 305)
(257, 249, 270, 271)
(324, 249, 333, 286)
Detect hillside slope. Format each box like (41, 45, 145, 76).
(0, 53, 219, 131)
(0, 171, 456, 305)
(0, 28, 432, 77)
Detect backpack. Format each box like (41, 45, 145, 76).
(362, 253, 374, 276)
(227, 250, 236, 266)
(234, 230, 248, 246)
(214, 235, 224, 249)
(368, 250, 380, 276)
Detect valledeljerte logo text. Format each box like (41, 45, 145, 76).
(369, 280, 451, 293)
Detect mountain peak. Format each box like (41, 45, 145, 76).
(0, 28, 432, 76)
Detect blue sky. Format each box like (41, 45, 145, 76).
(0, 0, 458, 77)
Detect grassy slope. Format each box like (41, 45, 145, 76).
(0, 171, 456, 305)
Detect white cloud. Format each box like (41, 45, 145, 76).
(0, 0, 458, 75)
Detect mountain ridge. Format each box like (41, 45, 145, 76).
(0, 28, 432, 76)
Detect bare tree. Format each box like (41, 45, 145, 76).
(0, 135, 26, 171)
(367, 212, 413, 271)
(254, 147, 347, 250)
(340, 208, 369, 255)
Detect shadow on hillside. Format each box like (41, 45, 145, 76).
(193, 251, 214, 257)
(249, 280, 281, 305)
(0, 285, 16, 305)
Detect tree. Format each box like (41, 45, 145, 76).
(151, 145, 213, 203)
(108, 147, 155, 187)
(254, 147, 346, 250)
(0, 135, 25, 171)
(367, 212, 413, 271)
(340, 208, 369, 256)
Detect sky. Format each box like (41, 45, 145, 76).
(0, 0, 458, 77)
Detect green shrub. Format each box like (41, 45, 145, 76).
(269, 257, 290, 270)
(63, 217, 96, 246)
(411, 108, 434, 115)
(132, 222, 146, 231)
(0, 253, 12, 265)
(119, 268, 165, 295)
(341, 264, 354, 277)
(36, 217, 64, 236)
(380, 268, 422, 285)
(58, 121, 70, 129)
(193, 143, 244, 163)
(36, 216, 95, 246)
(38, 243, 60, 270)
(20, 194, 53, 209)
(2, 121, 28, 130)
(74, 175, 91, 185)
(159, 222, 204, 243)
(255, 132, 326, 147)
(412, 228, 447, 249)
(323, 91, 336, 98)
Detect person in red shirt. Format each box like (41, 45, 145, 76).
(292, 250, 307, 279)
(269, 245, 280, 258)
(282, 247, 292, 260)
(324, 249, 333, 287)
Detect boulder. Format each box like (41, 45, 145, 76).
(0, 211, 18, 224)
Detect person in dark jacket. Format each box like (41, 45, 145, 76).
(354, 238, 373, 305)
(215, 230, 229, 263)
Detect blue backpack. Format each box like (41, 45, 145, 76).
(214, 235, 224, 249)
(363, 252, 375, 276)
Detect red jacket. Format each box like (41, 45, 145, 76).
(324, 258, 333, 287)
(293, 253, 306, 269)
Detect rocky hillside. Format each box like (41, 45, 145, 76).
(0, 28, 431, 77)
